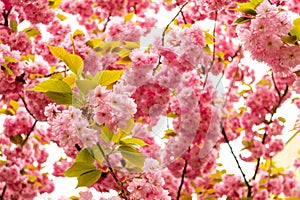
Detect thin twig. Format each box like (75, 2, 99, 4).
(251, 84, 289, 181)
(21, 120, 37, 146)
(102, 13, 111, 32)
(176, 158, 188, 200)
(176, 1, 187, 24)
(44, 69, 69, 78)
(96, 143, 128, 199)
(221, 126, 252, 197)
(1, 7, 12, 27)
(203, 11, 218, 88)
(19, 94, 38, 121)
(152, 2, 188, 75)
(0, 184, 6, 200)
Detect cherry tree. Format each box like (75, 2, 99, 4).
(1, 0, 300, 199)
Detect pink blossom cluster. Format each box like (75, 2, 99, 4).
(0, 28, 33, 55)
(45, 104, 98, 155)
(0, 108, 55, 199)
(92, 85, 137, 131)
(156, 24, 210, 72)
(6, 0, 55, 24)
(0, 43, 25, 96)
(127, 159, 171, 200)
(237, 0, 300, 73)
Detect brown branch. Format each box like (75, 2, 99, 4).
(21, 120, 37, 147)
(152, 2, 188, 75)
(18, 93, 38, 121)
(0, 184, 6, 200)
(1, 7, 12, 27)
(44, 69, 69, 78)
(96, 143, 128, 199)
(176, 1, 187, 24)
(251, 84, 289, 183)
(221, 126, 252, 197)
(102, 13, 111, 32)
(176, 158, 188, 200)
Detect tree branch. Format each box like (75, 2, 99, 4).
(21, 120, 37, 147)
(221, 126, 252, 197)
(1, 7, 12, 27)
(176, 1, 187, 24)
(152, 2, 188, 75)
(96, 143, 128, 199)
(176, 158, 188, 200)
(19, 93, 38, 121)
(0, 184, 6, 200)
(252, 84, 289, 181)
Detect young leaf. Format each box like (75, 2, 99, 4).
(119, 145, 145, 168)
(22, 28, 41, 38)
(57, 13, 67, 21)
(121, 138, 148, 147)
(10, 19, 18, 32)
(28, 79, 72, 94)
(77, 169, 102, 188)
(64, 162, 96, 177)
(49, 0, 62, 9)
(124, 12, 135, 22)
(233, 17, 252, 25)
(76, 79, 99, 95)
(281, 35, 297, 44)
(98, 70, 123, 86)
(44, 91, 73, 104)
(91, 144, 105, 165)
(75, 148, 95, 164)
(10, 134, 23, 145)
(1, 64, 15, 76)
(63, 53, 84, 76)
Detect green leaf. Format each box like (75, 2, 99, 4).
(47, 45, 83, 75)
(47, 45, 67, 60)
(281, 35, 298, 44)
(77, 169, 102, 188)
(278, 117, 286, 123)
(234, 0, 263, 15)
(63, 53, 84, 76)
(121, 138, 148, 147)
(101, 125, 114, 142)
(290, 25, 300, 41)
(28, 79, 72, 94)
(0, 108, 15, 115)
(22, 27, 41, 38)
(86, 38, 103, 49)
(119, 145, 145, 168)
(10, 134, 23, 145)
(10, 100, 19, 112)
(98, 70, 123, 86)
(28, 79, 73, 104)
(1, 64, 15, 76)
(64, 162, 96, 177)
(49, 0, 62, 9)
(44, 91, 73, 104)
(95, 41, 121, 56)
(10, 19, 18, 32)
(120, 118, 134, 134)
(91, 144, 105, 165)
(4, 56, 18, 63)
(76, 79, 99, 95)
(57, 13, 67, 21)
(233, 17, 252, 24)
(124, 12, 134, 22)
(75, 149, 95, 164)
